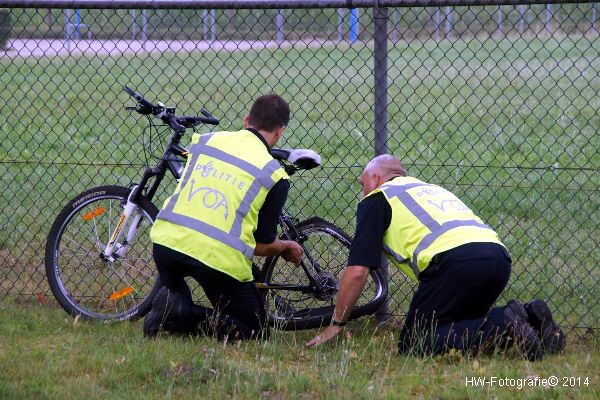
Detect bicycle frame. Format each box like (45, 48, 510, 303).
(254, 214, 333, 298)
(101, 135, 188, 262)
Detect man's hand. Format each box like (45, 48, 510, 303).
(281, 241, 303, 266)
(255, 240, 303, 266)
(306, 325, 343, 348)
(306, 266, 370, 349)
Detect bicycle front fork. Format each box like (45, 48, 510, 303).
(101, 186, 143, 262)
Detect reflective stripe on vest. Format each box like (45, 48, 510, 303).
(155, 133, 281, 260)
(381, 182, 493, 276)
(382, 244, 419, 277)
(157, 209, 254, 259)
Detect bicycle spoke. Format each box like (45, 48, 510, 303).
(121, 260, 154, 279)
(67, 251, 100, 257)
(111, 284, 118, 314)
(107, 263, 133, 287)
(92, 218, 103, 253)
(62, 234, 97, 251)
(65, 239, 98, 256)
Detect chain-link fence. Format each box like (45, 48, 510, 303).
(0, 1, 598, 330)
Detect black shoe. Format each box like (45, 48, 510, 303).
(504, 300, 543, 361)
(143, 286, 181, 338)
(525, 299, 566, 354)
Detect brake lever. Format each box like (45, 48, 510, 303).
(284, 164, 297, 176)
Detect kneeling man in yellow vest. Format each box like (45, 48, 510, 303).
(144, 94, 302, 341)
(307, 155, 565, 360)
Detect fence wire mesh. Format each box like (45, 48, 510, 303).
(0, 3, 598, 329)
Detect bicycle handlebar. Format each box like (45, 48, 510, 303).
(168, 114, 186, 133)
(123, 85, 220, 132)
(124, 85, 154, 112)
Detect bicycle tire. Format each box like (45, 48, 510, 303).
(260, 217, 388, 331)
(45, 185, 160, 321)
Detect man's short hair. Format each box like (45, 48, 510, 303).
(247, 94, 290, 132)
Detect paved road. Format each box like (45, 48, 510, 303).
(1, 38, 342, 58)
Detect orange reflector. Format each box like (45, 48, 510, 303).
(83, 207, 106, 221)
(108, 286, 134, 300)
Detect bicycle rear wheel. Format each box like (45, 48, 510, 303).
(45, 185, 160, 321)
(260, 217, 388, 330)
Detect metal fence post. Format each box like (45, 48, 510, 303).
(277, 9, 284, 43)
(210, 9, 216, 41)
(374, 8, 388, 157)
(519, 4, 525, 34)
(131, 9, 137, 39)
(445, 6, 452, 39)
(337, 8, 343, 41)
(546, 3, 552, 34)
(203, 9, 208, 39)
(74, 8, 81, 40)
(392, 8, 398, 42)
(64, 8, 72, 51)
(435, 7, 440, 40)
(141, 9, 147, 43)
(497, 6, 502, 35)
(64, 8, 69, 40)
(373, 4, 390, 323)
(350, 8, 359, 42)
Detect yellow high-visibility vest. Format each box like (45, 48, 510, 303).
(150, 129, 289, 282)
(365, 176, 504, 281)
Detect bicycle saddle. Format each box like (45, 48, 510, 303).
(271, 148, 321, 170)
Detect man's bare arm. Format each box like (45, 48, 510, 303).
(306, 265, 370, 347)
(255, 240, 303, 266)
(332, 265, 370, 322)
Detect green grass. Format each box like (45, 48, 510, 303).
(0, 34, 598, 328)
(0, 298, 598, 399)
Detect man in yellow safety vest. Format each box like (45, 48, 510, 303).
(144, 94, 303, 341)
(307, 154, 565, 360)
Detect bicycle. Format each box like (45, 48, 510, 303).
(45, 86, 388, 330)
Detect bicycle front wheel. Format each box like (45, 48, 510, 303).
(260, 217, 388, 331)
(45, 185, 160, 321)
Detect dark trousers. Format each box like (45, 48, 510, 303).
(153, 243, 268, 340)
(398, 242, 512, 355)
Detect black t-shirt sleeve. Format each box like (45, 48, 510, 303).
(254, 179, 290, 244)
(347, 192, 392, 269)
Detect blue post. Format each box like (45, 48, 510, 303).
(497, 6, 502, 35)
(445, 6, 452, 39)
(350, 8, 359, 42)
(131, 9, 137, 40)
(337, 8, 343, 41)
(64, 9, 70, 41)
(435, 8, 440, 40)
(210, 9, 216, 41)
(142, 9, 147, 42)
(392, 8, 398, 42)
(74, 9, 81, 40)
(519, 5, 524, 34)
(276, 9, 284, 43)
